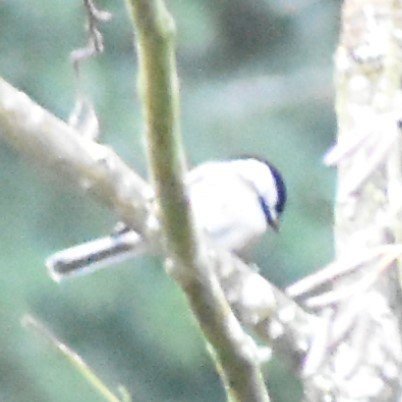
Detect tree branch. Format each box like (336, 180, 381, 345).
(125, 0, 194, 275)
(125, 1, 272, 401)
(0, 77, 151, 236)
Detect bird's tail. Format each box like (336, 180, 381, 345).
(46, 230, 148, 282)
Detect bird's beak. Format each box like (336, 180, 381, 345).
(269, 216, 280, 232)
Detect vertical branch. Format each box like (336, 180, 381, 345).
(124, 1, 271, 401)
(125, 0, 195, 273)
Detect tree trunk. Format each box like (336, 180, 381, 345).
(303, 1, 402, 400)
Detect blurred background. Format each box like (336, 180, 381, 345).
(0, 0, 338, 401)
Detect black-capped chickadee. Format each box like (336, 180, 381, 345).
(47, 157, 287, 281)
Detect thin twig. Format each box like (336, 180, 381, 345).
(22, 314, 128, 402)
(287, 244, 402, 299)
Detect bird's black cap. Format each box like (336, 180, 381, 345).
(236, 155, 287, 218)
(266, 161, 287, 216)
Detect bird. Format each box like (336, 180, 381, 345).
(46, 156, 287, 281)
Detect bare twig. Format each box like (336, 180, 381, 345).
(70, 0, 112, 68)
(69, 1, 112, 140)
(22, 314, 129, 402)
(287, 245, 402, 300)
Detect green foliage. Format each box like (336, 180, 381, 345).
(0, 0, 339, 401)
